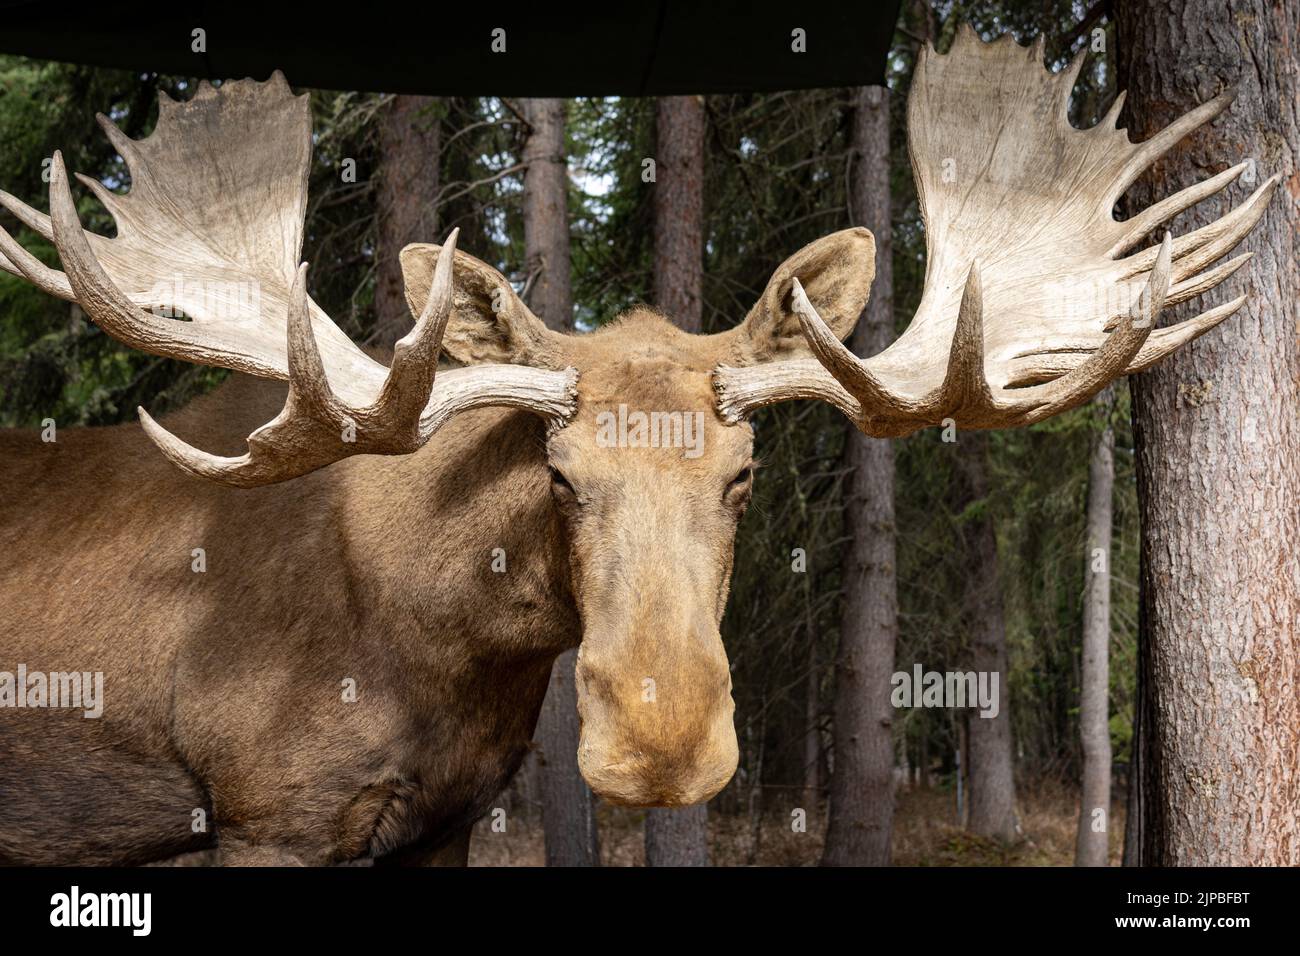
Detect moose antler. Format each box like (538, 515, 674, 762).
(0, 74, 576, 486)
(715, 26, 1278, 435)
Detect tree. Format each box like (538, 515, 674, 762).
(644, 93, 709, 867)
(822, 84, 898, 867)
(958, 433, 1018, 841)
(651, 96, 704, 331)
(1118, 0, 1299, 865)
(519, 97, 598, 866)
(1076, 389, 1115, 866)
(520, 98, 574, 334)
(374, 95, 440, 349)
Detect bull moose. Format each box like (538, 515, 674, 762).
(0, 27, 1274, 864)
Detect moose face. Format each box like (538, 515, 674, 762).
(401, 227, 875, 807)
(547, 322, 754, 806)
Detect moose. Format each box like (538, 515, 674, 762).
(0, 27, 1274, 865)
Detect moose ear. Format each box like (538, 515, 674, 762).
(400, 243, 566, 367)
(731, 228, 876, 363)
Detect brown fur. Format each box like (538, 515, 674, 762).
(0, 231, 874, 864)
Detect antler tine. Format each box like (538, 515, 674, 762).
(1124, 293, 1247, 375)
(1164, 252, 1252, 308)
(0, 222, 73, 298)
(0, 178, 73, 296)
(1106, 89, 1236, 209)
(73, 172, 130, 227)
(94, 112, 146, 175)
(1011, 234, 1171, 424)
(1011, 287, 1247, 388)
(1102, 250, 1249, 331)
(0, 187, 54, 240)
(1166, 175, 1279, 283)
(1108, 162, 1246, 258)
(376, 227, 460, 424)
(285, 262, 340, 421)
(1118, 174, 1278, 280)
(938, 263, 997, 421)
(790, 277, 920, 419)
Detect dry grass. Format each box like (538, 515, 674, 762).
(469, 781, 1127, 867)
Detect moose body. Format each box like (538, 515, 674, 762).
(0, 310, 761, 866)
(1, 376, 576, 864)
(0, 29, 1270, 865)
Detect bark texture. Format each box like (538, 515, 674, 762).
(652, 96, 705, 333)
(375, 96, 441, 349)
(822, 85, 898, 867)
(802, 638, 822, 810)
(520, 97, 597, 866)
(958, 433, 1018, 841)
(644, 93, 709, 866)
(520, 99, 573, 333)
(537, 649, 600, 866)
(1118, 0, 1300, 866)
(1076, 400, 1114, 867)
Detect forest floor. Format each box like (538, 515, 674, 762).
(469, 781, 1126, 866)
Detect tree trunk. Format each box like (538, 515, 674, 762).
(651, 96, 705, 332)
(918, 723, 931, 789)
(821, 85, 898, 867)
(802, 637, 822, 810)
(374, 96, 441, 349)
(520, 99, 573, 333)
(1076, 396, 1115, 867)
(1123, 595, 1154, 865)
(519, 97, 597, 866)
(645, 93, 710, 867)
(1117, 0, 1299, 866)
(537, 649, 600, 866)
(958, 433, 1018, 841)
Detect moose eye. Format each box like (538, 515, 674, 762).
(548, 466, 575, 495)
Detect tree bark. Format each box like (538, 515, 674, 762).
(1123, 592, 1155, 865)
(1117, 0, 1300, 866)
(645, 93, 709, 867)
(537, 649, 600, 866)
(652, 96, 705, 332)
(802, 637, 822, 810)
(958, 433, 1018, 841)
(374, 96, 441, 349)
(519, 97, 597, 866)
(1076, 396, 1115, 867)
(821, 85, 898, 867)
(520, 99, 573, 333)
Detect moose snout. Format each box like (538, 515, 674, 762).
(573, 631, 738, 807)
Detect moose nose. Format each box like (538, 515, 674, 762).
(573, 633, 739, 807)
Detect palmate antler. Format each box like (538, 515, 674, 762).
(715, 26, 1278, 436)
(0, 73, 576, 486)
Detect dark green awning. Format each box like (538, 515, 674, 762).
(0, 1, 899, 95)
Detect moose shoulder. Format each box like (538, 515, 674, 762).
(0, 380, 577, 864)
(0, 27, 1271, 865)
